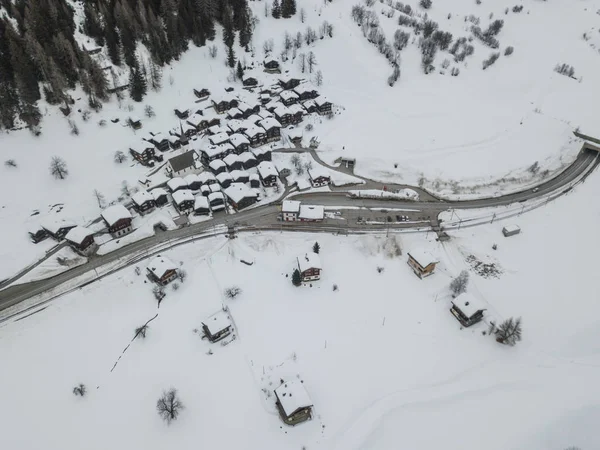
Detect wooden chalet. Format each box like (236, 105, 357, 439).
(147, 255, 178, 285)
(407, 249, 438, 278)
(244, 125, 267, 147)
(149, 132, 169, 152)
(208, 192, 226, 211)
(150, 188, 169, 207)
(209, 159, 228, 175)
(287, 127, 303, 145)
(280, 90, 299, 106)
(223, 154, 243, 171)
(297, 252, 322, 281)
(129, 141, 155, 166)
(207, 123, 230, 135)
(131, 190, 156, 215)
(198, 171, 218, 186)
(450, 293, 486, 327)
(193, 196, 211, 215)
(314, 96, 333, 115)
(167, 177, 189, 193)
(293, 82, 319, 101)
(259, 117, 282, 142)
(212, 93, 238, 114)
(174, 106, 189, 119)
(184, 173, 202, 191)
(42, 219, 77, 241)
(178, 121, 199, 138)
(282, 200, 301, 221)
(28, 226, 48, 243)
(274, 380, 313, 426)
(101, 205, 133, 237)
(251, 147, 272, 162)
(224, 183, 258, 210)
(167, 134, 182, 150)
(242, 73, 258, 87)
(288, 104, 304, 124)
(200, 185, 211, 197)
(227, 119, 246, 134)
(216, 171, 233, 189)
(227, 107, 244, 120)
(201, 145, 225, 165)
(257, 161, 279, 187)
(249, 173, 261, 188)
(209, 132, 231, 147)
(260, 93, 271, 105)
(278, 76, 301, 90)
(239, 152, 258, 170)
(230, 169, 249, 184)
(229, 133, 250, 154)
(273, 104, 292, 126)
(193, 88, 210, 101)
(202, 309, 233, 342)
(302, 99, 318, 114)
(307, 166, 331, 187)
(65, 226, 96, 255)
(172, 189, 195, 214)
(263, 57, 281, 74)
(128, 116, 142, 130)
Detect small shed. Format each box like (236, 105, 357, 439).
(502, 225, 521, 237)
(450, 293, 486, 327)
(274, 380, 313, 426)
(202, 310, 233, 342)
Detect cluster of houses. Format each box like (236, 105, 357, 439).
(281, 200, 325, 222)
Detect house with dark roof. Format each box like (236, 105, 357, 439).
(166, 150, 199, 178)
(264, 57, 280, 73)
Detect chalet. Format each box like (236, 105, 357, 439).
(246, 99, 261, 115)
(257, 161, 279, 187)
(264, 57, 281, 74)
(193, 196, 211, 215)
(229, 133, 250, 154)
(260, 92, 271, 105)
(200, 185, 211, 197)
(212, 93, 238, 114)
(288, 104, 304, 124)
(293, 82, 319, 101)
(147, 255, 178, 285)
(65, 226, 96, 255)
(227, 107, 244, 120)
(224, 183, 258, 210)
(28, 226, 48, 243)
(167, 177, 189, 193)
(179, 121, 199, 138)
(187, 113, 205, 130)
(167, 150, 200, 178)
(297, 252, 322, 282)
(202, 309, 233, 342)
(223, 154, 242, 171)
(151, 188, 169, 207)
(128, 116, 142, 130)
(129, 141, 155, 166)
(259, 117, 282, 142)
(42, 219, 77, 241)
(198, 171, 218, 185)
(209, 132, 230, 146)
(314, 96, 333, 115)
(274, 380, 313, 426)
(207, 124, 229, 136)
(298, 205, 324, 222)
(280, 90, 299, 106)
(227, 119, 246, 134)
(193, 88, 210, 101)
(132, 190, 156, 215)
(216, 171, 233, 189)
(279, 76, 301, 90)
(502, 225, 521, 237)
(251, 147, 272, 162)
(202, 145, 225, 165)
(239, 152, 258, 170)
(209, 159, 228, 175)
(208, 192, 226, 211)
(101, 205, 133, 237)
(149, 132, 169, 152)
(450, 293, 486, 327)
(407, 249, 438, 278)
(249, 173, 261, 188)
(245, 113, 263, 125)
(282, 200, 301, 221)
(257, 109, 274, 120)
(167, 135, 182, 150)
(174, 106, 189, 119)
(287, 127, 303, 145)
(209, 183, 221, 194)
(242, 73, 258, 87)
(84, 45, 102, 55)
(307, 167, 331, 187)
(184, 173, 202, 191)
(302, 99, 318, 114)
(273, 104, 292, 126)
(230, 169, 249, 184)
(236, 102, 253, 119)
(244, 125, 267, 147)
(172, 189, 195, 214)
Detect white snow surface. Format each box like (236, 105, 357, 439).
(348, 189, 419, 201)
(101, 204, 132, 227)
(15, 247, 87, 285)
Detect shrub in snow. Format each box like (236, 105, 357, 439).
(5, 159, 17, 168)
(495, 317, 523, 346)
(172, 282, 180, 291)
(144, 105, 155, 118)
(225, 286, 242, 299)
(482, 52, 500, 70)
(422, 20, 438, 39)
(292, 269, 302, 286)
(73, 384, 87, 397)
(554, 63, 576, 78)
(68, 119, 79, 135)
(512, 5, 523, 13)
(450, 270, 469, 296)
(419, 0, 432, 9)
(528, 161, 540, 174)
(313, 242, 320, 254)
(114, 150, 127, 164)
(50, 156, 68, 180)
(153, 286, 166, 301)
(81, 110, 91, 122)
(432, 30, 453, 50)
(135, 324, 149, 338)
(376, 266, 385, 273)
(178, 270, 187, 283)
(504, 46, 514, 56)
(157, 388, 184, 424)
(332, 284, 338, 291)
(393, 29, 410, 50)
(209, 45, 218, 58)
(135, 266, 141, 276)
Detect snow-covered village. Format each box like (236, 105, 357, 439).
(0, 0, 599, 449)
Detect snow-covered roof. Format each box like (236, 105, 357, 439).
(230, 133, 250, 147)
(224, 183, 257, 203)
(187, 113, 203, 127)
(257, 161, 278, 178)
(275, 380, 313, 417)
(132, 190, 154, 206)
(208, 124, 227, 134)
(282, 200, 301, 213)
(129, 116, 141, 123)
(167, 177, 188, 191)
(308, 166, 330, 180)
(244, 125, 266, 138)
(172, 189, 194, 205)
(280, 90, 299, 101)
(198, 172, 217, 184)
(264, 57, 278, 65)
(42, 218, 76, 234)
(151, 132, 167, 142)
(184, 174, 201, 185)
(223, 154, 240, 166)
(216, 172, 233, 183)
(208, 192, 224, 203)
(210, 184, 221, 193)
(147, 255, 177, 279)
(65, 226, 94, 245)
(246, 114, 262, 124)
(259, 117, 282, 130)
(230, 169, 249, 180)
(150, 188, 168, 200)
(503, 224, 521, 233)
(273, 104, 291, 117)
(203, 145, 224, 159)
(302, 99, 317, 109)
(175, 105, 189, 113)
(237, 101, 252, 112)
(129, 141, 153, 152)
(293, 82, 317, 95)
(257, 109, 273, 120)
(227, 119, 245, 133)
(287, 127, 303, 139)
(249, 173, 260, 181)
(209, 159, 227, 170)
(217, 143, 234, 154)
(209, 132, 230, 146)
(288, 103, 305, 115)
(201, 185, 211, 193)
(194, 195, 209, 210)
(227, 107, 243, 117)
(279, 75, 300, 83)
(167, 135, 180, 144)
(314, 96, 331, 107)
(251, 147, 270, 157)
(408, 249, 438, 268)
(202, 310, 231, 334)
(101, 204, 132, 227)
(215, 92, 237, 104)
(451, 293, 487, 318)
(238, 152, 256, 162)
(299, 205, 324, 220)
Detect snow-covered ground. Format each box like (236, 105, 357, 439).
(14, 247, 87, 285)
(348, 188, 419, 201)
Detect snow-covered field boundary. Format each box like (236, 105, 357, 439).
(347, 189, 419, 201)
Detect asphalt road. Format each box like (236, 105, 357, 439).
(0, 148, 597, 315)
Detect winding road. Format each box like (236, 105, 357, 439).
(0, 147, 597, 317)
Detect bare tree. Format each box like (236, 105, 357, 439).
(135, 324, 149, 339)
(153, 285, 166, 301)
(156, 388, 184, 424)
(283, 32, 293, 52)
(495, 317, 522, 346)
(5, 159, 17, 168)
(209, 45, 218, 58)
(68, 119, 79, 135)
(294, 32, 303, 49)
(93, 189, 106, 208)
(178, 269, 187, 283)
(121, 180, 131, 197)
(114, 150, 127, 164)
(307, 51, 317, 73)
(144, 105, 155, 118)
(300, 8, 306, 23)
(264, 1, 270, 17)
(73, 384, 87, 396)
(449, 270, 469, 296)
(225, 286, 242, 299)
(50, 156, 69, 180)
(314, 70, 323, 86)
(290, 153, 301, 168)
(298, 53, 306, 73)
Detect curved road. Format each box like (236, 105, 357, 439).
(0, 148, 597, 315)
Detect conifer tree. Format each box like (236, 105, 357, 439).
(236, 60, 244, 80)
(292, 269, 302, 286)
(129, 62, 147, 102)
(272, 0, 281, 19)
(227, 46, 236, 68)
(313, 242, 320, 254)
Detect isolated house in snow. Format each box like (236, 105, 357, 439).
(28, 226, 48, 243)
(274, 380, 313, 426)
(167, 150, 199, 178)
(172, 189, 195, 214)
(193, 87, 210, 100)
(131, 190, 156, 215)
(65, 226, 96, 255)
(298, 205, 324, 222)
(502, 225, 521, 237)
(282, 200, 301, 221)
(174, 106, 189, 119)
(101, 205, 133, 237)
(307, 166, 331, 187)
(450, 293, 486, 327)
(128, 116, 142, 129)
(42, 219, 77, 241)
(147, 255, 178, 285)
(407, 249, 438, 278)
(202, 309, 233, 343)
(297, 252, 322, 282)
(314, 96, 332, 115)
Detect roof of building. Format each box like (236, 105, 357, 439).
(244, 125, 266, 138)
(279, 75, 300, 83)
(230, 169, 249, 180)
(215, 92, 238, 104)
(299, 205, 324, 220)
(167, 177, 188, 191)
(209, 132, 230, 146)
(237, 101, 252, 112)
(259, 117, 282, 130)
(147, 255, 177, 279)
(314, 96, 331, 107)
(217, 142, 234, 154)
(451, 293, 487, 318)
(251, 147, 270, 157)
(65, 226, 94, 245)
(308, 166, 330, 180)
(208, 191, 224, 202)
(184, 173, 201, 185)
(203, 145, 223, 159)
(216, 172, 233, 183)
(150, 188, 168, 200)
(287, 127, 303, 138)
(229, 133, 250, 147)
(227, 107, 243, 117)
(210, 183, 221, 193)
(187, 113, 203, 126)
(42, 218, 77, 234)
(223, 154, 240, 166)
(293, 82, 317, 95)
(224, 183, 257, 203)
(245, 114, 262, 124)
(227, 120, 245, 133)
(172, 189, 194, 205)
(238, 152, 256, 162)
(202, 309, 231, 334)
(129, 141, 153, 152)
(288, 103, 305, 115)
(249, 173, 260, 180)
(408, 249, 438, 268)
(273, 104, 291, 117)
(275, 380, 313, 417)
(132, 190, 154, 206)
(264, 57, 279, 65)
(257, 109, 274, 120)
(209, 159, 227, 170)
(503, 224, 521, 233)
(194, 195, 209, 210)
(257, 161, 278, 178)
(198, 172, 217, 184)
(297, 252, 322, 272)
(280, 90, 299, 101)
(169, 150, 197, 173)
(282, 200, 301, 213)
(101, 204, 132, 227)
(302, 99, 317, 109)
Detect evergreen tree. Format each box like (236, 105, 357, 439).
(289, 0, 297, 16)
(236, 60, 244, 80)
(239, 18, 252, 49)
(281, 0, 291, 18)
(148, 59, 162, 91)
(83, 3, 105, 46)
(227, 46, 236, 68)
(129, 62, 147, 102)
(313, 242, 320, 254)
(6, 23, 40, 104)
(222, 4, 235, 48)
(292, 269, 302, 286)
(272, 0, 281, 19)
